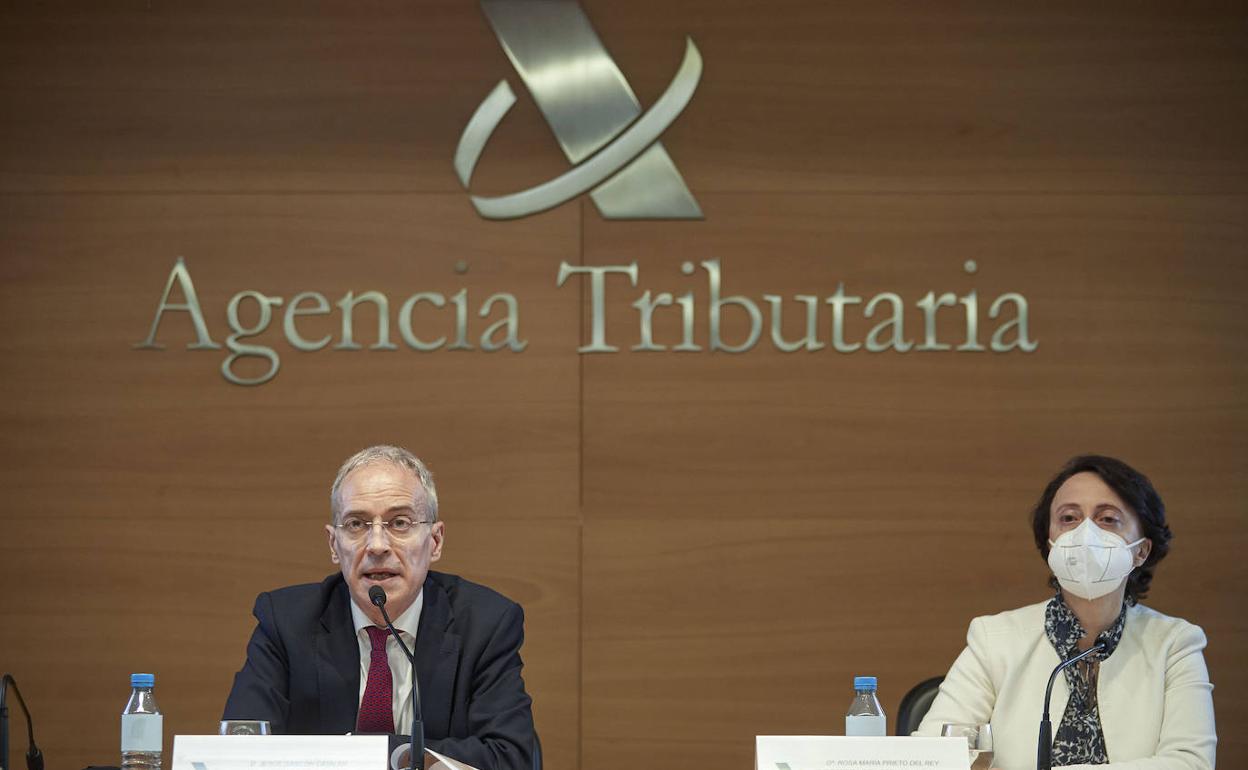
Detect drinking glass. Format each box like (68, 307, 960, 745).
(941, 723, 993, 770)
(219, 720, 272, 735)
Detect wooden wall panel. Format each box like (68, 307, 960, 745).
(0, 1, 568, 194)
(0, 2, 1245, 770)
(583, 517, 1034, 769)
(580, 192, 1247, 769)
(3, 2, 1245, 195)
(580, 193, 1247, 518)
(595, 0, 1248, 194)
(0, 192, 582, 768)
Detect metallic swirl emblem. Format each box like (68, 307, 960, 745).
(455, 0, 703, 220)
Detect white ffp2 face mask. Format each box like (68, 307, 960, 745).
(1047, 517, 1146, 600)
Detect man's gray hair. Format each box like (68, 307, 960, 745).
(330, 445, 439, 523)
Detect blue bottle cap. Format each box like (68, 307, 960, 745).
(854, 676, 877, 690)
(131, 673, 155, 687)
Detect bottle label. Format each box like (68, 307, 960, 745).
(845, 714, 887, 737)
(121, 713, 163, 752)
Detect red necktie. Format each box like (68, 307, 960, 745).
(356, 626, 395, 734)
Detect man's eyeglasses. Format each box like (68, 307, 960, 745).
(333, 515, 433, 541)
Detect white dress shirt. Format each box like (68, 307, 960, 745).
(349, 590, 423, 735)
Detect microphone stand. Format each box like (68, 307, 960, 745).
(370, 590, 424, 770)
(1038, 643, 1105, 770)
(1, 675, 7, 770)
(1, 674, 44, 770)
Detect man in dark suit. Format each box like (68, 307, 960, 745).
(223, 446, 539, 770)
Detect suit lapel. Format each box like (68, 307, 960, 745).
(416, 576, 462, 738)
(318, 578, 361, 733)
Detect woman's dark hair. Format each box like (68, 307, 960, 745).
(1031, 454, 1172, 604)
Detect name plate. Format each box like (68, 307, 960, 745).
(172, 735, 387, 770)
(756, 736, 970, 770)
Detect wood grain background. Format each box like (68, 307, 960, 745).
(1, 2, 1244, 769)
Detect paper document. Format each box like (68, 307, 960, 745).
(427, 747, 481, 770)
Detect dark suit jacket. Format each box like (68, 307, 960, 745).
(223, 571, 539, 770)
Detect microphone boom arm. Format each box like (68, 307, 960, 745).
(368, 588, 425, 770)
(1, 673, 45, 770)
(1038, 643, 1105, 770)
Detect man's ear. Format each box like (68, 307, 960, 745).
(429, 521, 445, 563)
(326, 524, 340, 564)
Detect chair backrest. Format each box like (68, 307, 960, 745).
(894, 676, 944, 736)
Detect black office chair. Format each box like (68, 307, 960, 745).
(895, 676, 944, 736)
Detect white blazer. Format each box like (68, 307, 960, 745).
(915, 601, 1216, 770)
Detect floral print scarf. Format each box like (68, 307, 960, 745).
(1043, 593, 1127, 766)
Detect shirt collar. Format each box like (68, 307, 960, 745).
(349, 588, 424, 640)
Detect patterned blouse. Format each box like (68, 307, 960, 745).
(1043, 593, 1128, 766)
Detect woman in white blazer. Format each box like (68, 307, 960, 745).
(916, 455, 1216, 770)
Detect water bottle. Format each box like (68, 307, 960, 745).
(121, 673, 163, 770)
(845, 675, 887, 736)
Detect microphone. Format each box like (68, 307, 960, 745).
(1037, 643, 1105, 770)
(368, 587, 424, 770)
(1, 674, 45, 770)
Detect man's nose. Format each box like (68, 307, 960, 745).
(364, 522, 392, 553)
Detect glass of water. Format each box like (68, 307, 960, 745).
(219, 720, 272, 735)
(941, 723, 993, 769)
